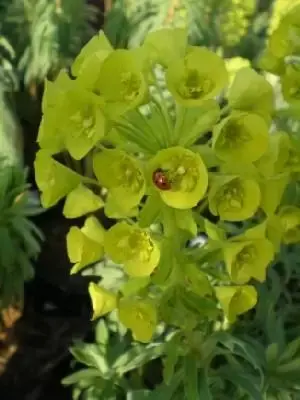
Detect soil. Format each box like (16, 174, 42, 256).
(0, 203, 94, 400)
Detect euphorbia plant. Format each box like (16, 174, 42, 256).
(34, 24, 300, 355)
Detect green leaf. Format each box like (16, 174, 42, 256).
(126, 390, 151, 400)
(177, 100, 220, 147)
(70, 344, 110, 378)
(95, 320, 110, 348)
(139, 194, 161, 228)
(279, 338, 300, 365)
(204, 219, 226, 241)
(198, 369, 212, 399)
(148, 370, 184, 400)
(260, 174, 289, 216)
(151, 239, 176, 286)
(183, 354, 199, 400)
(191, 145, 220, 168)
(266, 343, 279, 365)
(113, 343, 165, 375)
(121, 277, 150, 297)
(61, 368, 101, 386)
(277, 358, 300, 373)
(183, 291, 219, 319)
(175, 209, 197, 237)
(218, 368, 263, 400)
(163, 334, 181, 384)
(215, 333, 264, 379)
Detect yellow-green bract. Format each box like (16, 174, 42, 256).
(33, 23, 300, 343)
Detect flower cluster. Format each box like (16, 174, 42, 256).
(34, 25, 300, 343)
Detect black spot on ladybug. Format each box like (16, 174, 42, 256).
(152, 169, 171, 191)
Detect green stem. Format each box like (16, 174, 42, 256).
(220, 104, 231, 117)
(173, 104, 185, 145)
(81, 176, 101, 186)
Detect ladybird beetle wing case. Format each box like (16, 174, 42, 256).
(152, 169, 171, 191)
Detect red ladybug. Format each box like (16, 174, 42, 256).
(152, 169, 171, 190)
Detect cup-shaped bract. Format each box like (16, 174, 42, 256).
(63, 184, 104, 219)
(149, 147, 208, 209)
(34, 150, 82, 208)
(208, 176, 261, 221)
(212, 112, 269, 164)
(269, 5, 300, 58)
(118, 298, 157, 343)
(255, 131, 291, 178)
(281, 64, 300, 106)
(38, 71, 106, 160)
(227, 67, 274, 122)
(143, 27, 188, 67)
(258, 48, 285, 76)
(63, 92, 106, 160)
(72, 31, 113, 89)
(95, 49, 149, 118)
(223, 238, 274, 284)
(67, 216, 105, 274)
(93, 149, 146, 217)
(215, 285, 257, 323)
(89, 282, 118, 320)
(104, 222, 160, 277)
(166, 46, 228, 107)
(284, 137, 300, 173)
(38, 71, 71, 154)
(278, 206, 300, 244)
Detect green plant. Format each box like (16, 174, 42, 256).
(34, 7, 300, 397)
(0, 0, 99, 164)
(0, 158, 43, 308)
(103, 0, 270, 60)
(0, 0, 98, 87)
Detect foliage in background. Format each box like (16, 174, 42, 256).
(103, 0, 271, 60)
(0, 158, 43, 309)
(0, 0, 98, 88)
(0, 0, 99, 164)
(63, 244, 300, 399)
(267, 0, 300, 35)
